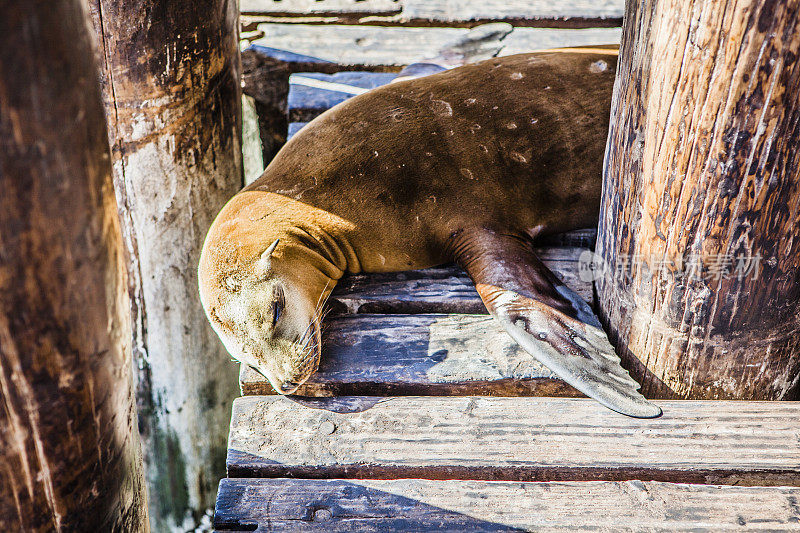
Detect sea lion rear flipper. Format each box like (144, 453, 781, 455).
(455, 229, 661, 418)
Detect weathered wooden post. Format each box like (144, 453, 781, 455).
(87, 0, 243, 529)
(0, 0, 149, 530)
(597, 0, 800, 399)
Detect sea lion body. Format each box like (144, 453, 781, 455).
(246, 50, 613, 272)
(199, 47, 662, 417)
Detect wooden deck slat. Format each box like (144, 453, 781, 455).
(400, 0, 624, 27)
(288, 71, 396, 121)
(240, 313, 576, 397)
(240, 245, 593, 396)
(248, 24, 621, 69)
(241, 0, 401, 17)
(330, 246, 591, 313)
(227, 396, 800, 486)
(241, 0, 624, 28)
(214, 478, 800, 532)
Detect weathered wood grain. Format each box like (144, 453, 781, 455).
(240, 314, 577, 397)
(88, 0, 243, 528)
(239, 246, 593, 396)
(400, 0, 623, 28)
(241, 0, 624, 28)
(227, 396, 800, 486)
(0, 1, 148, 529)
(288, 72, 397, 121)
(241, 0, 401, 17)
(249, 24, 621, 68)
(214, 478, 800, 532)
(329, 247, 592, 314)
(596, 0, 800, 400)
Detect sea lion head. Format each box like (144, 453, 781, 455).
(199, 236, 326, 395)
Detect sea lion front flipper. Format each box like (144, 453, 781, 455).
(454, 230, 661, 418)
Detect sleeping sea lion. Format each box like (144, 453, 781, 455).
(198, 47, 662, 418)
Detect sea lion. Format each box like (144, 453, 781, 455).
(198, 47, 662, 418)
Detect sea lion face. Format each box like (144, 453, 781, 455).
(199, 239, 322, 394)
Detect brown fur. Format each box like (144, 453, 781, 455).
(199, 47, 618, 395)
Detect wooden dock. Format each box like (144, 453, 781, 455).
(216, 2, 800, 530)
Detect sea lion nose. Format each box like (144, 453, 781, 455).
(280, 381, 298, 393)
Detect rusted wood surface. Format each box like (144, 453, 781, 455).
(240, 314, 577, 397)
(241, 0, 623, 28)
(88, 0, 243, 529)
(214, 478, 800, 532)
(596, 0, 800, 400)
(0, 0, 148, 530)
(227, 396, 800, 486)
(246, 24, 621, 68)
(239, 245, 592, 396)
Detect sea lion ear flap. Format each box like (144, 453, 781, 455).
(256, 239, 280, 276)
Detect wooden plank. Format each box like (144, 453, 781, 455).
(400, 0, 624, 27)
(288, 121, 308, 139)
(288, 71, 396, 121)
(241, 0, 401, 17)
(328, 247, 591, 314)
(249, 24, 621, 68)
(239, 245, 593, 396)
(227, 396, 800, 486)
(214, 478, 800, 532)
(239, 314, 576, 397)
(241, 0, 624, 28)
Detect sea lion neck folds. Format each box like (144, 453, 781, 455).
(200, 48, 662, 417)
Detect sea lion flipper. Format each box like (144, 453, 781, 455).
(456, 230, 661, 418)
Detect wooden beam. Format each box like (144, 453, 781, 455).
(214, 478, 800, 532)
(240, 0, 624, 28)
(0, 0, 148, 529)
(596, 0, 800, 399)
(87, 0, 243, 528)
(239, 245, 592, 396)
(227, 396, 800, 486)
(246, 24, 621, 69)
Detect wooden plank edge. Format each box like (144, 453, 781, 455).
(239, 366, 581, 397)
(225, 449, 800, 487)
(214, 478, 800, 532)
(241, 14, 624, 30)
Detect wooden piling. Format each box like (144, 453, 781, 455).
(597, 0, 800, 399)
(87, 0, 243, 528)
(0, 0, 149, 529)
